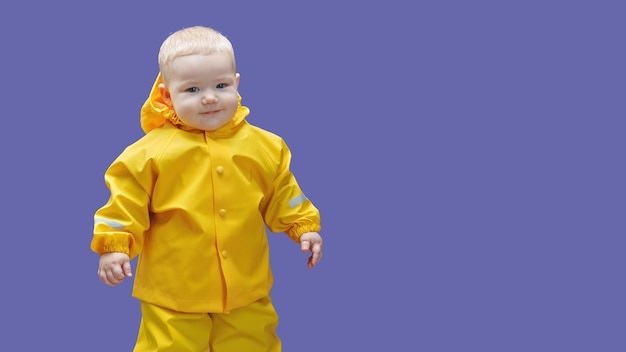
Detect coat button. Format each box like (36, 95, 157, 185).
(219, 209, 227, 217)
(216, 166, 224, 174)
(221, 250, 228, 258)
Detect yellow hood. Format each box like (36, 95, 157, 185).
(139, 73, 250, 133)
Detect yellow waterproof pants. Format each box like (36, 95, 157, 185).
(133, 296, 281, 351)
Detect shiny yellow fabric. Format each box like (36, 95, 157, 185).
(134, 296, 281, 351)
(91, 74, 321, 313)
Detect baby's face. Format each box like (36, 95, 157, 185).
(160, 53, 240, 131)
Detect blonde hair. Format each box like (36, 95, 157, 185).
(158, 26, 236, 82)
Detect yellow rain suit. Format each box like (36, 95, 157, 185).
(91, 74, 321, 313)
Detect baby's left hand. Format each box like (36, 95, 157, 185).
(299, 232, 323, 269)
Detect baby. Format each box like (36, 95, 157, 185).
(91, 25, 323, 351)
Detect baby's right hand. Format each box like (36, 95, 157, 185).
(98, 252, 132, 287)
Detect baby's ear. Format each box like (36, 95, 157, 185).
(158, 83, 172, 106)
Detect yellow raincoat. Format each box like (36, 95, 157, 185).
(91, 74, 321, 313)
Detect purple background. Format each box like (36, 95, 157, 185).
(1, 1, 624, 350)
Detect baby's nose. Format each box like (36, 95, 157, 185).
(202, 92, 218, 104)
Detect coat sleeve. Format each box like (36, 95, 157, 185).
(261, 140, 321, 242)
(90, 145, 156, 259)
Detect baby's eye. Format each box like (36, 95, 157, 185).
(216, 83, 227, 89)
(186, 87, 200, 93)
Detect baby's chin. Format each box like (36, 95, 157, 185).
(203, 118, 233, 131)
(181, 115, 234, 131)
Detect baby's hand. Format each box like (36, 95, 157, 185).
(98, 252, 132, 287)
(299, 232, 323, 269)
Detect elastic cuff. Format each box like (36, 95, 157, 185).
(287, 223, 321, 242)
(90, 233, 132, 255)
